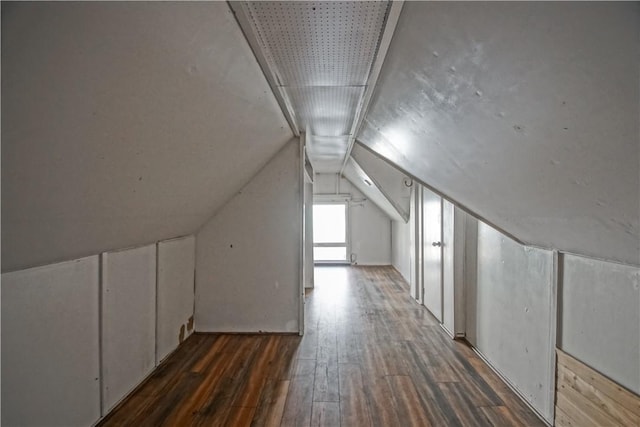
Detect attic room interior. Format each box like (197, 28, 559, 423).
(1, 1, 638, 426)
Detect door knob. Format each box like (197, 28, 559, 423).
(432, 241, 442, 247)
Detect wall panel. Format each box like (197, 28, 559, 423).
(559, 254, 639, 394)
(391, 219, 411, 282)
(1, 256, 100, 426)
(196, 140, 301, 333)
(555, 349, 639, 427)
(467, 222, 554, 422)
(101, 244, 157, 412)
(157, 235, 195, 363)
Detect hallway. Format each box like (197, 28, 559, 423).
(100, 266, 544, 426)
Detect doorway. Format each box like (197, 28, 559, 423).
(313, 202, 349, 263)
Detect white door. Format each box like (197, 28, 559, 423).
(422, 188, 443, 321)
(409, 185, 423, 302)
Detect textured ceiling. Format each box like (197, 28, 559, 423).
(233, 1, 392, 173)
(358, 2, 639, 265)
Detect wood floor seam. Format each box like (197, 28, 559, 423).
(98, 266, 546, 427)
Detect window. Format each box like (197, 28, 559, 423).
(313, 202, 348, 263)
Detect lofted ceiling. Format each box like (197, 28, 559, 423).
(351, 142, 411, 222)
(342, 158, 405, 222)
(3, 1, 637, 270)
(230, 1, 639, 265)
(358, 2, 639, 265)
(1, 2, 292, 271)
(230, 0, 400, 173)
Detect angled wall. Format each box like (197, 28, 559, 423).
(351, 143, 412, 221)
(195, 139, 302, 333)
(1, 1, 292, 271)
(343, 158, 405, 223)
(359, 1, 639, 265)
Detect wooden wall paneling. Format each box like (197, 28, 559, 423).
(555, 349, 640, 427)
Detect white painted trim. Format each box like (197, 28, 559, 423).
(351, 262, 392, 267)
(439, 323, 455, 340)
(314, 242, 349, 248)
(340, 0, 405, 175)
(314, 261, 351, 266)
(299, 135, 306, 336)
(228, 2, 299, 136)
(547, 250, 559, 424)
(98, 254, 105, 418)
(314, 194, 352, 202)
(154, 243, 160, 367)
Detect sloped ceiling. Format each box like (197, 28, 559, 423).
(230, 0, 398, 173)
(350, 143, 411, 222)
(1, 2, 293, 271)
(342, 158, 405, 222)
(359, 2, 639, 265)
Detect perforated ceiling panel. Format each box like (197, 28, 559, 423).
(234, 1, 392, 173)
(244, 1, 390, 86)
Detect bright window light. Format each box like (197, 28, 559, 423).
(314, 247, 347, 261)
(313, 203, 347, 262)
(313, 204, 346, 244)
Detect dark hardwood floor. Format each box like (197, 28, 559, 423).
(99, 266, 545, 426)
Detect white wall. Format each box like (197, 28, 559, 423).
(1, 235, 196, 426)
(559, 254, 640, 394)
(351, 143, 412, 220)
(467, 222, 555, 422)
(157, 236, 196, 362)
(1, 257, 101, 427)
(101, 245, 157, 412)
(314, 173, 391, 265)
(195, 139, 302, 333)
(350, 196, 392, 265)
(313, 173, 348, 195)
(2, 1, 292, 272)
(359, 1, 639, 265)
(391, 219, 411, 282)
(343, 158, 405, 222)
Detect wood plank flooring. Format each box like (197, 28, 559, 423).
(98, 266, 545, 426)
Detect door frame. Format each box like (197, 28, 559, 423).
(312, 196, 351, 265)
